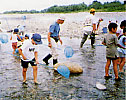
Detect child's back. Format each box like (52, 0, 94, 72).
(103, 33, 118, 58)
(11, 33, 18, 42)
(102, 22, 121, 81)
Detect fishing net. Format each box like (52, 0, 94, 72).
(64, 46, 74, 58)
(0, 34, 8, 43)
(57, 65, 70, 78)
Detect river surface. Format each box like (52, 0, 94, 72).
(0, 33, 125, 100)
(0, 12, 125, 100)
(0, 12, 125, 37)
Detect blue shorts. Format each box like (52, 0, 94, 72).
(21, 58, 37, 68)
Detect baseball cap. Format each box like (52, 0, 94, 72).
(25, 34, 29, 38)
(14, 28, 19, 32)
(31, 33, 42, 44)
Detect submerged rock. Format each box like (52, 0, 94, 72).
(54, 62, 83, 74)
(96, 82, 106, 90)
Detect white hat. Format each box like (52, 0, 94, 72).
(58, 16, 65, 21)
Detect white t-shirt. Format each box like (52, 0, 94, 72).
(11, 34, 18, 42)
(20, 40, 39, 61)
(84, 14, 98, 31)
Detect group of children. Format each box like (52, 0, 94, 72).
(102, 20, 126, 81)
(10, 19, 125, 84)
(10, 28, 42, 84)
(10, 28, 29, 54)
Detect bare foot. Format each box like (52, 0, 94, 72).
(23, 80, 26, 83)
(119, 70, 124, 73)
(12, 51, 15, 54)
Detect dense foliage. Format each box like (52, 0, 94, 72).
(3, 1, 125, 14)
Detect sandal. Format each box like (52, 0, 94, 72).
(104, 76, 112, 80)
(34, 82, 41, 85)
(22, 81, 28, 85)
(115, 77, 121, 81)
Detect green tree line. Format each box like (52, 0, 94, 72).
(3, 1, 125, 14)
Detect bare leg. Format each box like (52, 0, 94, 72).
(105, 59, 111, 76)
(119, 57, 125, 72)
(117, 57, 120, 65)
(23, 68, 27, 82)
(32, 66, 38, 83)
(112, 59, 118, 79)
(13, 49, 15, 54)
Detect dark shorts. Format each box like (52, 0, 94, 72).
(106, 55, 118, 60)
(21, 58, 37, 68)
(51, 36, 59, 43)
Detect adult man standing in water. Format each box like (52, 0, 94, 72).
(80, 8, 103, 48)
(43, 16, 65, 65)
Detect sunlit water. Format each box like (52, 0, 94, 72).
(0, 33, 125, 100)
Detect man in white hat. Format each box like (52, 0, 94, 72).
(43, 16, 65, 65)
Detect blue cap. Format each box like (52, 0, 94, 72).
(31, 33, 42, 44)
(14, 28, 19, 32)
(17, 36, 24, 41)
(25, 34, 29, 38)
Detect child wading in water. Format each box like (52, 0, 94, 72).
(117, 28, 126, 73)
(102, 22, 121, 81)
(10, 28, 21, 54)
(18, 33, 42, 84)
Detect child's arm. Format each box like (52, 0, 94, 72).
(117, 36, 126, 49)
(18, 48, 27, 60)
(117, 44, 125, 49)
(17, 35, 21, 41)
(10, 36, 12, 40)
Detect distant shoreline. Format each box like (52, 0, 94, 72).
(1, 10, 126, 14)
(2, 1, 125, 14)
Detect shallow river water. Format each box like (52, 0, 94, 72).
(0, 33, 125, 100)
